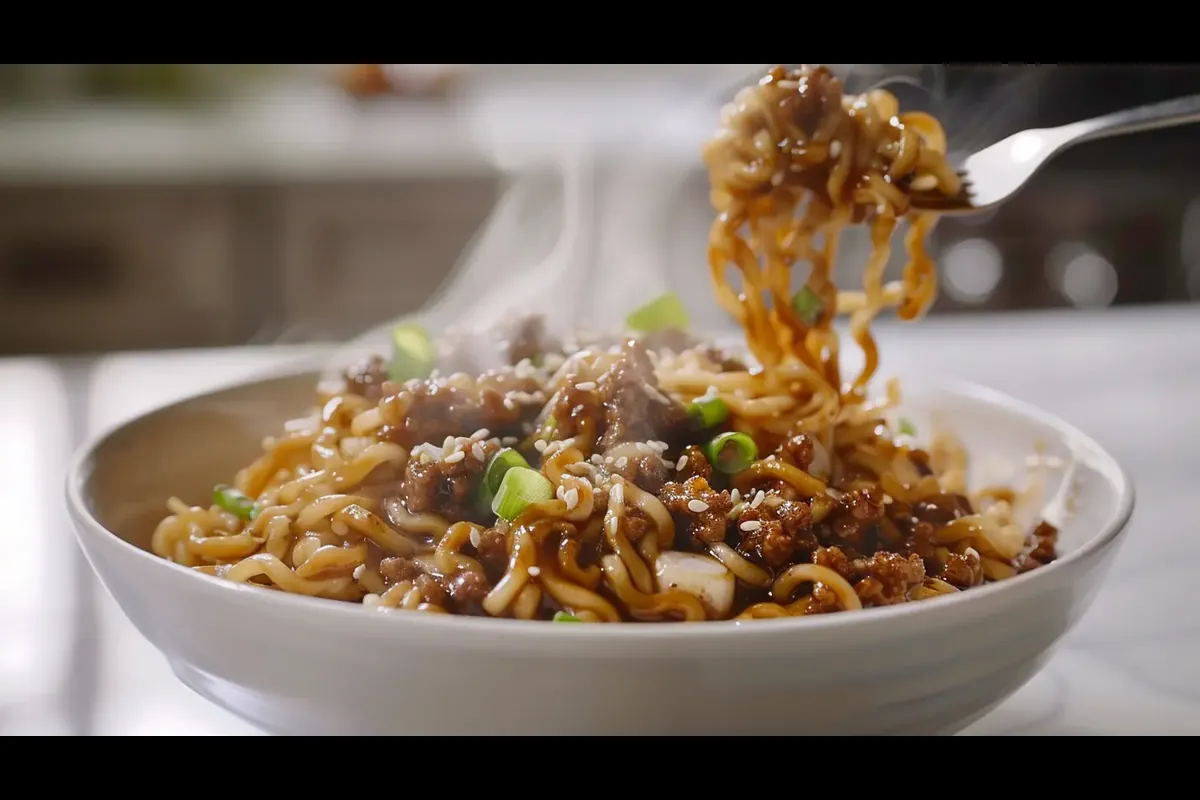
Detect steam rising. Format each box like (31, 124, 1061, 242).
(319, 64, 1053, 382)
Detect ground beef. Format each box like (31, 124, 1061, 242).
(660, 476, 732, 548)
(379, 556, 421, 585)
(475, 526, 509, 581)
(502, 315, 553, 366)
(776, 433, 815, 472)
(595, 340, 693, 450)
(415, 573, 448, 606)
(703, 346, 747, 372)
(936, 549, 984, 588)
(850, 551, 927, 606)
(380, 372, 541, 449)
(674, 446, 711, 482)
(602, 442, 670, 494)
(622, 511, 655, 543)
(912, 493, 974, 526)
(545, 375, 606, 443)
(735, 496, 817, 568)
(343, 356, 390, 403)
(799, 583, 842, 614)
(1019, 520, 1059, 572)
(446, 569, 491, 612)
(435, 315, 563, 375)
(822, 488, 885, 550)
(399, 439, 500, 519)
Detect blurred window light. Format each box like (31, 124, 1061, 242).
(942, 237, 1003, 303)
(1045, 241, 1119, 308)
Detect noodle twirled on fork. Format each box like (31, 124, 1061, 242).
(151, 65, 1059, 622)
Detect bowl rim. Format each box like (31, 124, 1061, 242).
(65, 366, 1136, 642)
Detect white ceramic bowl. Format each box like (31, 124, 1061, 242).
(66, 370, 1134, 735)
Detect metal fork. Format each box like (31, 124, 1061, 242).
(911, 93, 1200, 215)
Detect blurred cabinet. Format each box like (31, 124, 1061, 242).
(277, 180, 498, 341)
(0, 187, 242, 353)
(0, 178, 499, 354)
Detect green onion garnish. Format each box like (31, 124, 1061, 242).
(897, 418, 917, 437)
(702, 432, 758, 474)
(213, 484, 259, 521)
(389, 323, 436, 382)
(552, 611, 582, 623)
(626, 292, 690, 333)
(790, 286, 823, 326)
(491, 466, 555, 521)
(687, 395, 729, 429)
(481, 448, 530, 506)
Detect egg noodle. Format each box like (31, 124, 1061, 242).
(151, 65, 1057, 622)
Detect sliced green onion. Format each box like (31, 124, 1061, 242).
(790, 286, 823, 326)
(626, 292, 690, 333)
(491, 467, 555, 521)
(213, 484, 259, 521)
(897, 418, 917, 437)
(483, 448, 530, 500)
(702, 432, 758, 474)
(552, 611, 582, 623)
(687, 395, 729, 429)
(389, 323, 436, 382)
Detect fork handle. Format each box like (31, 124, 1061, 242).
(1064, 93, 1200, 144)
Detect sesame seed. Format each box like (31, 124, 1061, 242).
(419, 452, 432, 465)
(615, 456, 628, 470)
(503, 398, 517, 411)
(610, 482, 625, 505)
(636, 443, 653, 455)
(750, 490, 765, 509)
(575, 381, 597, 392)
(564, 488, 580, 511)
(444, 450, 466, 464)
(362, 593, 381, 608)
(352, 564, 366, 580)
(556, 484, 566, 501)
(332, 521, 349, 536)
(739, 520, 762, 532)
(534, 440, 548, 453)
(501, 436, 518, 447)
(766, 454, 777, 462)
(443, 436, 456, 451)
(471, 428, 490, 441)
(591, 454, 604, 465)
(676, 455, 689, 471)
(728, 502, 745, 519)
(528, 566, 541, 577)
(687, 499, 709, 513)
(730, 488, 741, 504)
(471, 442, 486, 462)
(469, 527, 482, 548)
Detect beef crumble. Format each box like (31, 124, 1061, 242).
(399, 437, 501, 520)
(735, 496, 817, 568)
(660, 476, 732, 548)
(379, 371, 542, 449)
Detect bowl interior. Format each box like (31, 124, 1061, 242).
(76, 369, 1129, 564)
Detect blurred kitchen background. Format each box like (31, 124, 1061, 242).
(1, 63, 1198, 356)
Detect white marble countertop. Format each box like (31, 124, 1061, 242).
(3, 304, 1198, 735)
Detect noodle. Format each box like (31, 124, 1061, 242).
(149, 65, 1059, 623)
